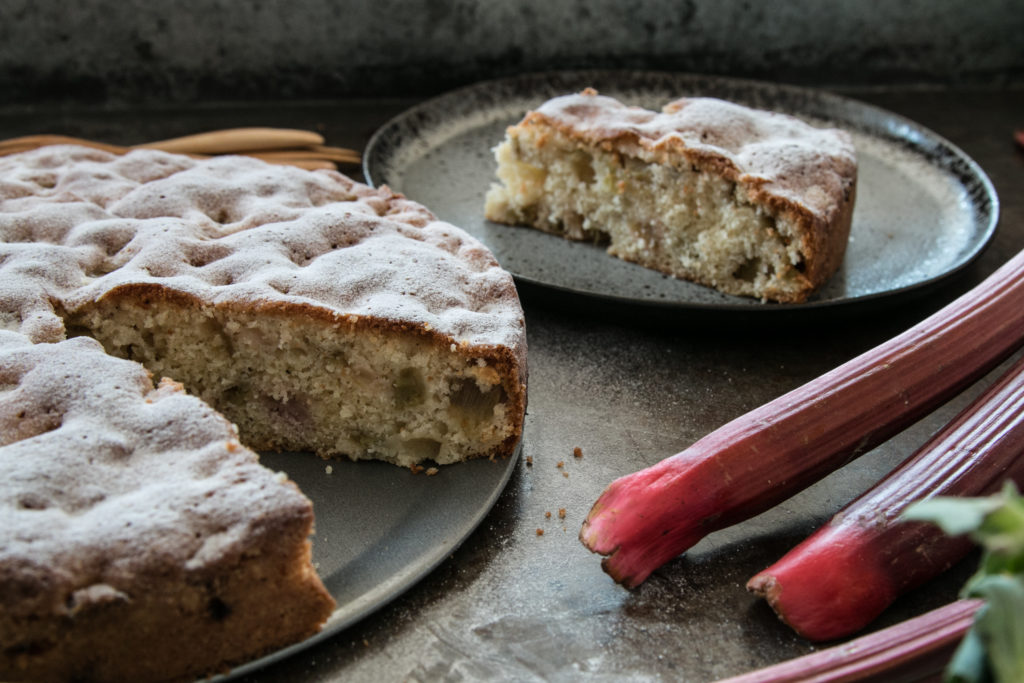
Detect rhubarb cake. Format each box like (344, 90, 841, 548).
(0, 145, 529, 681)
(485, 89, 857, 303)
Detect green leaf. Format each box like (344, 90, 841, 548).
(904, 483, 1024, 683)
(903, 496, 1003, 536)
(972, 496, 1024, 570)
(945, 618, 992, 683)
(968, 575, 1024, 683)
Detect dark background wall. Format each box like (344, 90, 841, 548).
(1, 0, 1022, 105)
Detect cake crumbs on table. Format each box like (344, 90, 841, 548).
(545, 511, 552, 518)
(556, 460, 564, 468)
(525, 455, 533, 466)
(325, 464, 333, 475)
(536, 528, 544, 536)
(573, 446, 583, 458)
(425, 467, 439, 476)
(558, 508, 566, 519)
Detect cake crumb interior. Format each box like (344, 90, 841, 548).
(67, 298, 517, 467)
(485, 126, 808, 301)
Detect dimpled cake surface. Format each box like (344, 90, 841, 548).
(485, 89, 857, 303)
(0, 145, 528, 681)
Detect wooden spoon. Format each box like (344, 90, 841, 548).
(0, 128, 360, 169)
(135, 127, 326, 154)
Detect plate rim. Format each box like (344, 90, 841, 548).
(208, 444, 521, 681)
(363, 69, 1001, 314)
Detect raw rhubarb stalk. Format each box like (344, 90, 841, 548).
(747, 353, 1024, 641)
(715, 599, 983, 683)
(580, 249, 1024, 588)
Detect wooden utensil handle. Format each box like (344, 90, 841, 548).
(0, 135, 128, 155)
(137, 127, 325, 154)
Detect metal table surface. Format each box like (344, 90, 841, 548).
(3, 84, 1020, 682)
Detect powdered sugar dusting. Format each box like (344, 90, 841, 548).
(0, 146, 525, 350)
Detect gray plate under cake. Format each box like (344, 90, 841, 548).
(365, 70, 998, 315)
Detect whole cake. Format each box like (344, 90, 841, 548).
(484, 89, 858, 303)
(0, 145, 529, 681)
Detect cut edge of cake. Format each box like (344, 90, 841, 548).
(63, 284, 528, 468)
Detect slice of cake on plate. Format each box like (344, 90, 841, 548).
(485, 88, 857, 303)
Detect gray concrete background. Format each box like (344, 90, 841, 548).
(1, 0, 1022, 105)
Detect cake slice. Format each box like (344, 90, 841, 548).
(0, 332, 335, 682)
(485, 89, 858, 303)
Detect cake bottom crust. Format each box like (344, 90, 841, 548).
(1, 541, 334, 683)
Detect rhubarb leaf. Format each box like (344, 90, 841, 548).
(968, 488, 1024, 580)
(946, 615, 992, 683)
(902, 494, 1004, 537)
(905, 482, 1024, 683)
(967, 575, 1024, 683)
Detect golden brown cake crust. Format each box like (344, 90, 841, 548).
(489, 89, 857, 302)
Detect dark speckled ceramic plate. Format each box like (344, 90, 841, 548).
(364, 71, 999, 314)
(211, 448, 517, 681)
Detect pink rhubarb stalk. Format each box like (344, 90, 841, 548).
(580, 249, 1024, 588)
(747, 353, 1024, 641)
(716, 599, 982, 683)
